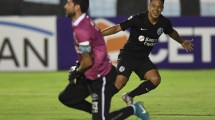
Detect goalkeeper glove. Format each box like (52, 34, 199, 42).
(68, 63, 83, 84)
(68, 66, 80, 79)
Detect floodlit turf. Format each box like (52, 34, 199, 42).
(0, 70, 215, 120)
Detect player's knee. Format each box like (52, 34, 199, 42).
(58, 92, 65, 104)
(115, 75, 128, 90)
(150, 76, 161, 86)
(58, 92, 72, 106)
(58, 92, 78, 107)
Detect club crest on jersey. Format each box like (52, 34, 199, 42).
(119, 66, 125, 72)
(157, 28, 164, 35)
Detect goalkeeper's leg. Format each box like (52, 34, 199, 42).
(58, 81, 91, 113)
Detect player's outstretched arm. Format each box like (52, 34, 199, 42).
(101, 24, 122, 36)
(169, 29, 194, 52)
(181, 39, 194, 52)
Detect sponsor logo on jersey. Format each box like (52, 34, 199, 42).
(138, 35, 145, 42)
(138, 35, 158, 46)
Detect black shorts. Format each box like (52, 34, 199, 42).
(117, 54, 157, 80)
(59, 65, 117, 120)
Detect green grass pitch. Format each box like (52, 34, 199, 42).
(0, 70, 215, 120)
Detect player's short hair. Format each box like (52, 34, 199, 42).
(73, 0, 89, 13)
(150, 0, 164, 4)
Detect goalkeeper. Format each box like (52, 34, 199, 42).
(58, 0, 149, 120)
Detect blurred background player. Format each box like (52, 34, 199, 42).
(58, 0, 149, 119)
(102, 0, 194, 105)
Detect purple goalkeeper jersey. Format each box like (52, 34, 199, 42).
(72, 14, 112, 80)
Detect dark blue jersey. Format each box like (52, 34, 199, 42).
(120, 11, 173, 58)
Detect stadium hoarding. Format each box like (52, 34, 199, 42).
(152, 17, 215, 69)
(0, 16, 57, 71)
(57, 16, 215, 70)
(0, 16, 214, 71)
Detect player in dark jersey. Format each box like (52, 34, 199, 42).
(58, 0, 149, 120)
(102, 0, 194, 105)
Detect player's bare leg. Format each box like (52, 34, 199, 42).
(144, 69, 161, 86)
(115, 75, 128, 90)
(123, 69, 161, 105)
(112, 75, 134, 105)
(129, 69, 160, 96)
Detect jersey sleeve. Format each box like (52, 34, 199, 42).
(75, 29, 91, 44)
(75, 29, 92, 54)
(120, 14, 137, 31)
(163, 18, 174, 34)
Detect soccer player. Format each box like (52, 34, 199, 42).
(58, 0, 149, 120)
(102, 0, 194, 105)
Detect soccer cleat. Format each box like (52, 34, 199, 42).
(122, 93, 133, 106)
(133, 101, 149, 120)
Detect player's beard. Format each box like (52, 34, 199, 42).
(66, 12, 76, 18)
